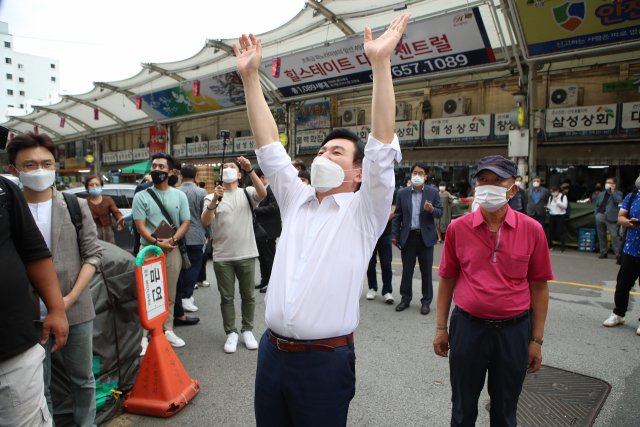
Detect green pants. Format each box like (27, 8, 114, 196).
(213, 258, 256, 334)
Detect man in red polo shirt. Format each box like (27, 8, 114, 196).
(433, 156, 553, 427)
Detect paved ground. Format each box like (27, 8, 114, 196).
(106, 244, 640, 427)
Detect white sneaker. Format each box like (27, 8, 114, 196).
(383, 293, 395, 304)
(224, 332, 239, 353)
(200, 281, 211, 287)
(242, 331, 259, 350)
(140, 336, 148, 356)
(637, 324, 640, 336)
(366, 289, 376, 300)
(194, 283, 198, 289)
(603, 312, 625, 327)
(182, 298, 199, 312)
(165, 331, 186, 348)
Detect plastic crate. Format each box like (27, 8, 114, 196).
(579, 228, 596, 239)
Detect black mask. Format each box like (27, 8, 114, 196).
(595, 186, 602, 191)
(150, 170, 168, 185)
(168, 175, 179, 187)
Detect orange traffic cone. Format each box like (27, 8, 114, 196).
(123, 246, 200, 417)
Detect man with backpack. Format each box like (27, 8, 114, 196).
(8, 132, 103, 427)
(132, 152, 191, 349)
(546, 185, 568, 252)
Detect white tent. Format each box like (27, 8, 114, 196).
(1, 0, 511, 142)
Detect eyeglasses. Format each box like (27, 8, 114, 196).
(411, 171, 426, 177)
(17, 160, 56, 172)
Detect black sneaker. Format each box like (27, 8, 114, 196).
(598, 253, 608, 259)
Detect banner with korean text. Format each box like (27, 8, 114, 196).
(395, 121, 421, 145)
(296, 129, 330, 152)
(423, 115, 491, 143)
(544, 105, 617, 136)
(261, 8, 495, 97)
(133, 148, 149, 162)
(620, 101, 640, 133)
(187, 142, 208, 157)
(234, 136, 256, 154)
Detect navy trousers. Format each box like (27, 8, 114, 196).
(366, 234, 393, 295)
(399, 233, 434, 305)
(181, 245, 205, 299)
(254, 330, 356, 427)
(449, 308, 531, 427)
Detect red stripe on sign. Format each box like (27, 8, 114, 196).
(486, 46, 496, 63)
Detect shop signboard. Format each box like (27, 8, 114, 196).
(620, 101, 640, 133)
(132, 72, 245, 121)
(133, 148, 149, 162)
(493, 113, 518, 139)
(234, 136, 256, 154)
(544, 104, 617, 136)
(103, 152, 117, 164)
(423, 114, 492, 143)
(149, 126, 167, 156)
(187, 141, 208, 157)
(296, 128, 330, 152)
(173, 144, 187, 158)
(117, 150, 133, 163)
(261, 7, 496, 97)
(510, 0, 640, 57)
(271, 107, 286, 124)
(58, 148, 66, 165)
(395, 121, 421, 145)
(64, 157, 94, 169)
(295, 100, 331, 131)
(75, 140, 84, 158)
(208, 139, 232, 156)
(345, 125, 371, 142)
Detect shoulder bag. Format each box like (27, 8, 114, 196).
(146, 189, 192, 269)
(243, 188, 268, 244)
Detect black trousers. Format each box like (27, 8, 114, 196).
(449, 308, 530, 427)
(257, 238, 277, 287)
(613, 253, 640, 317)
(399, 232, 434, 306)
(548, 214, 566, 250)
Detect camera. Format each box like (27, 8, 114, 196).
(220, 130, 230, 140)
(0, 126, 9, 151)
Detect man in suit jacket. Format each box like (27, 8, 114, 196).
(508, 175, 527, 213)
(254, 167, 282, 294)
(525, 176, 550, 229)
(594, 177, 624, 259)
(392, 163, 442, 315)
(9, 132, 103, 427)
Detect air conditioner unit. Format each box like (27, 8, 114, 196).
(442, 97, 466, 117)
(395, 102, 405, 121)
(549, 85, 578, 108)
(341, 108, 361, 126)
(185, 134, 203, 144)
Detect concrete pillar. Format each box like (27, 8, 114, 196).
(528, 63, 538, 182)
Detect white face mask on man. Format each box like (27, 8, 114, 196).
(439, 186, 446, 192)
(532, 182, 540, 188)
(474, 184, 514, 213)
(222, 168, 239, 183)
(411, 175, 425, 187)
(311, 157, 360, 194)
(19, 169, 56, 192)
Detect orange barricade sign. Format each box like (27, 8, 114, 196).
(123, 246, 200, 417)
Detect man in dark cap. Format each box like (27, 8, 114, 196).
(433, 155, 553, 427)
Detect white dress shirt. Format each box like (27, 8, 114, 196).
(256, 134, 401, 340)
(28, 199, 53, 322)
(547, 193, 568, 215)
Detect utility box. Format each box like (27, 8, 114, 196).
(508, 129, 530, 158)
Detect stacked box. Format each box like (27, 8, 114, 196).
(195, 165, 219, 195)
(578, 228, 595, 252)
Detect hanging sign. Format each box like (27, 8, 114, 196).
(149, 126, 166, 157)
(423, 114, 491, 143)
(133, 148, 150, 161)
(260, 7, 496, 97)
(60, 117, 66, 128)
(296, 128, 330, 152)
(135, 95, 142, 110)
(187, 141, 209, 157)
(233, 136, 256, 154)
(94, 108, 99, 120)
(295, 100, 331, 131)
(173, 144, 187, 158)
(33, 126, 39, 134)
(544, 104, 617, 136)
(193, 80, 200, 97)
(395, 121, 421, 145)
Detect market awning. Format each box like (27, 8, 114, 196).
(121, 161, 151, 174)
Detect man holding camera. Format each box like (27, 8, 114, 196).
(234, 13, 407, 425)
(202, 156, 266, 354)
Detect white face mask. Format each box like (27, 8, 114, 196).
(474, 184, 514, 213)
(222, 168, 239, 183)
(636, 177, 640, 190)
(515, 181, 522, 188)
(439, 186, 446, 192)
(411, 175, 425, 187)
(19, 169, 56, 192)
(605, 183, 612, 190)
(311, 157, 359, 194)
(533, 182, 540, 188)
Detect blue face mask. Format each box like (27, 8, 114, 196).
(89, 187, 102, 196)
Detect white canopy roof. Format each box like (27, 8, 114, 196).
(2, 0, 510, 143)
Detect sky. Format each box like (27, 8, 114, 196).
(0, 0, 305, 95)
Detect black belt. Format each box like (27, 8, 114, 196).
(410, 229, 421, 234)
(456, 307, 529, 329)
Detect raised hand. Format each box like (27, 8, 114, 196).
(364, 13, 410, 65)
(233, 34, 262, 78)
(237, 156, 253, 172)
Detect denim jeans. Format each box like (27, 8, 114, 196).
(180, 245, 205, 299)
(37, 320, 96, 427)
(366, 234, 393, 295)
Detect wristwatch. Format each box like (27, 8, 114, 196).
(171, 237, 178, 246)
(530, 338, 543, 346)
(154, 238, 158, 246)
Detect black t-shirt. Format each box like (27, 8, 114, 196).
(383, 190, 398, 236)
(0, 177, 52, 362)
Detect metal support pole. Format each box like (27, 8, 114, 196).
(94, 138, 100, 176)
(528, 63, 538, 183)
(287, 103, 296, 159)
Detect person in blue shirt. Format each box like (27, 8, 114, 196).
(602, 176, 640, 334)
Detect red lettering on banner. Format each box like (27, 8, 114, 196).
(429, 35, 452, 53)
(412, 40, 433, 56)
(356, 54, 371, 66)
(284, 69, 301, 82)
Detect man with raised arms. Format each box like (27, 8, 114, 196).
(233, 13, 410, 426)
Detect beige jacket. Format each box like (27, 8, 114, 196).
(30, 188, 103, 325)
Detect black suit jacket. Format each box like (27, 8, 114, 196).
(254, 186, 281, 240)
(392, 185, 442, 247)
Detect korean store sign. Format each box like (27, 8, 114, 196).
(544, 105, 617, 136)
(261, 8, 495, 97)
(423, 115, 491, 142)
